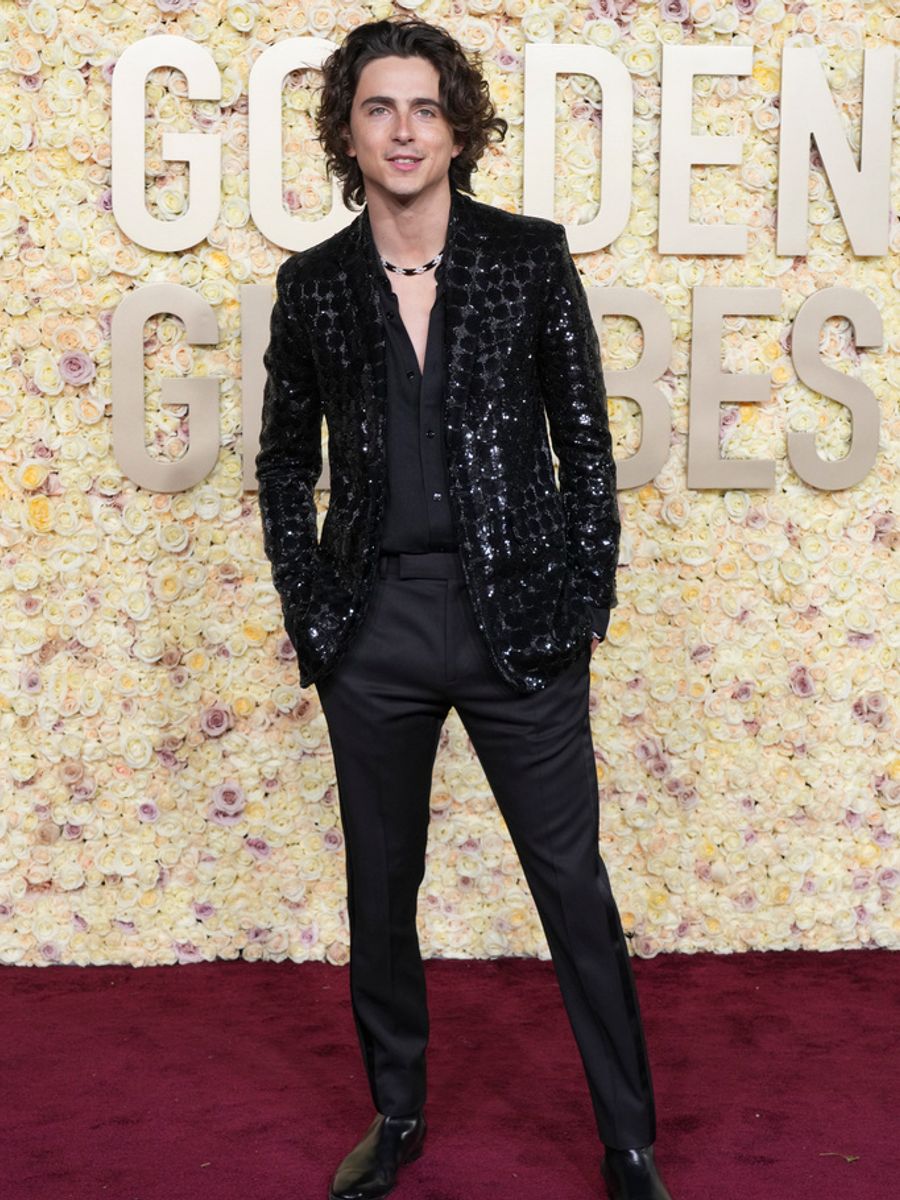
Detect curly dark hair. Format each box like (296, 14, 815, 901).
(314, 16, 508, 210)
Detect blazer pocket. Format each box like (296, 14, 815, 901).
(478, 315, 526, 345)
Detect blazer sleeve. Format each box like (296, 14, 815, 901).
(255, 256, 322, 620)
(538, 224, 621, 611)
(589, 605, 611, 641)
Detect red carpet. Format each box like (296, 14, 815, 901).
(3, 948, 896, 1199)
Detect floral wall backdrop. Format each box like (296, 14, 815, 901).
(0, 0, 897, 968)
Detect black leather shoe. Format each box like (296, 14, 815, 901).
(328, 1111, 426, 1200)
(601, 1143, 673, 1200)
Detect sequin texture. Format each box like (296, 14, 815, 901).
(255, 186, 620, 694)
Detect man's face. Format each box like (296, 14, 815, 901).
(343, 54, 462, 202)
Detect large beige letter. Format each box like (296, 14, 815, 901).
(777, 47, 894, 257)
(688, 288, 781, 489)
(584, 288, 673, 490)
(111, 35, 221, 251)
(789, 288, 882, 489)
(112, 285, 220, 492)
(523, 44, 633, 252)
(659, 45, 753, 255)
(249, 38, 355, 249)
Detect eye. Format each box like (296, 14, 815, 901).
(366, 105, 437, 118)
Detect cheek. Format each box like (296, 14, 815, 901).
(430, 135, 456, 156)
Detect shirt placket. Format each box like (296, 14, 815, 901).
(383, 282, 448, 549)
(420, 292, 447, 546)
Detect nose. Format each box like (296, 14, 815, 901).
(392, 109, 414, 140)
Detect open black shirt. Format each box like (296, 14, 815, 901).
(372, 256, 609, 639)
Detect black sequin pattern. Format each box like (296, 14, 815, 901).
(255, 186, 620, 694)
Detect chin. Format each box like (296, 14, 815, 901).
(383, 174, 430, 194)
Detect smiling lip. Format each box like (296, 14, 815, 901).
(388, 156, 422, 170)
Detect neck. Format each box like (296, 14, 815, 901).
(364, 177, 452, 267)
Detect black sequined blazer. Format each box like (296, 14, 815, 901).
(256, 184, 620, 694)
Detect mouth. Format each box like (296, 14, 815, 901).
(388, 156, 422, 170)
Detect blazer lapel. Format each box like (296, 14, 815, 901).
(340, 209, 387, 458)
(338, 186, 489, 473)
(441, 188, 489, 469)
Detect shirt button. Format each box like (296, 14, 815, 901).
(386, 311, 394, 320)
(432, 491, 442, 502)
(425, 429, 435, 438)
(406, 370, 415, 380)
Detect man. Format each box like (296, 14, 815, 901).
(256, 16, 673, 1200)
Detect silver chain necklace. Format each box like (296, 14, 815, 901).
(379, 247, 445, 276)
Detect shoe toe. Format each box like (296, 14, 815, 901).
(328, 1113, 425, 1200)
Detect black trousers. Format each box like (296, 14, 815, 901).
(315, 550, 657, 1149)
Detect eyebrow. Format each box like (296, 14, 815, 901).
(360, 95, 443, 109)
